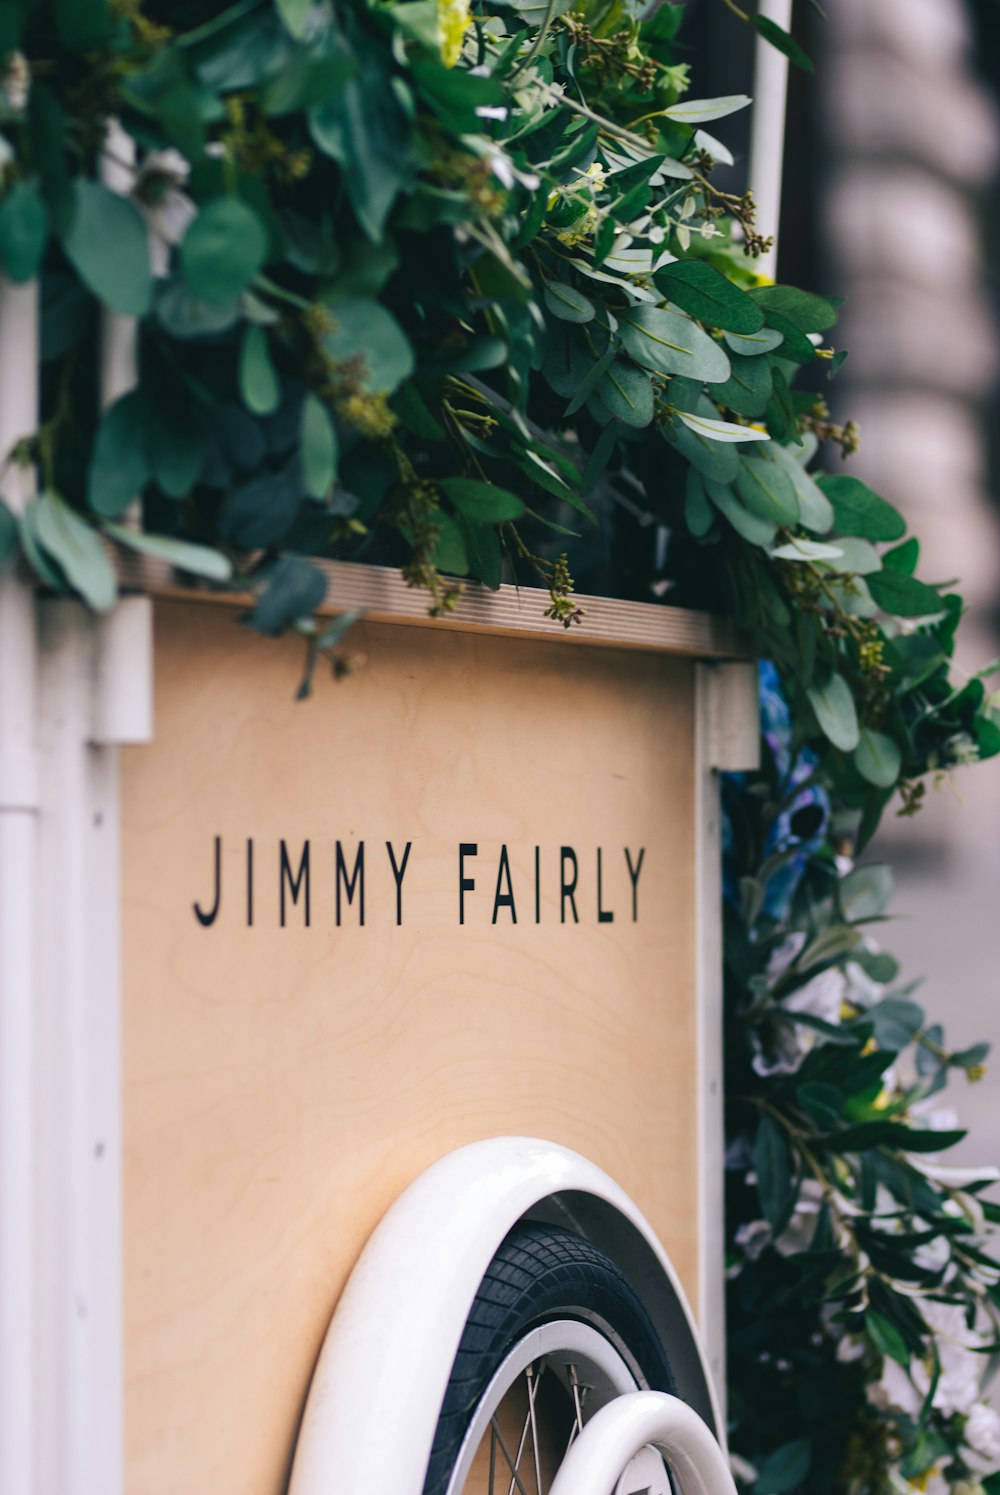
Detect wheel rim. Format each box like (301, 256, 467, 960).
(443, 1320, 671, 1495)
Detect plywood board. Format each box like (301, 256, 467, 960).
(122, 599, 700, 1494)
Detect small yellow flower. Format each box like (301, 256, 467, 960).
(438, 0, 471, 67)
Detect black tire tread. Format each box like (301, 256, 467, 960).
(423, 1223, 674, 1495)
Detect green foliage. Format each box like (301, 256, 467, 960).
(1, 2, 998, 1489)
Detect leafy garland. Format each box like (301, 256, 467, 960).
(0, 1, 998, 1490)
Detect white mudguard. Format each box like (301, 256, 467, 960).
(289, 1136, 725, 1495)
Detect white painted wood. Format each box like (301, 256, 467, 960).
(704, 661, 761, 773)
(92, 598, 153, 745)
(748, 0, 793, 280)
(0, 276, 39, 1495)
(548, 1391, 737, 1495)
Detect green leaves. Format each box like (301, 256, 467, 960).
(751, 16, 814, 73)
(600, 362, 654, 427)
(736, 456, 799, 524)
(239, 326, 281, 416)
(438, 479, 524, 522)
(181, 197, 268, 305)
(62, 181, 152, 317)
(322, 299, 414, 394)
(807, 671, 860, 752)
(751, 284, 839, 333)
(656, 261, 764, 334)
(0, 182, 48, 283)
(542, 281, 595, 324)
(88, 390, 149, 518)
(618, 305, 731, 382)
(26, 492, 115, 610)
(867, 570, 943, 618)
(817, 475, 906, 542)
(855, 728, 902, 789)
(301, 395, 338, 500)
(755, 1113, 796, 1232)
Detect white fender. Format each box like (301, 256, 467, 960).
(289, 1136, 724, 1495)
(550, 1391, 737, 1495)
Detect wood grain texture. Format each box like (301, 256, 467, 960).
(122, 600, 702, 1494)
(113, 553, 750, 659)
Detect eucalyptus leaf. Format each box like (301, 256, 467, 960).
(599, 361, 654, 428)
(677, 411, 768, 444)
(322, 298, 414, 394)
(855, 728, 902, 789)
(817, 475, 906, 542)
(238, 325, 281, 416)
(657, 261, 763, 334)
(438, 478, 524, 523)
(248, 555, 327, 635)
(868, 570, 943, 619)
(840, 864, 894, 922)
(301, 394, 338, 500)
(62, 180, 152, 317)
(103, 522, 233, 583)
(755, 1113, 795, 1232)
(736, 456, 799, 524)
(31, 492, 116, 611)
(0, 181, 48, 283)
(705, 480, 777, 547)
(88, 389, 149, 518)
(662, 94, 751, 124)
(807, 671, 860, 752)
(684, 469, 714, 538)
(618, 305, 731, 383)
(724, 326, 784, 357)
(542, 280, 595, 324)
(181, 196, 268, 306)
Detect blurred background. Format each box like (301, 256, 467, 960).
(686, 0, 1000, 1171)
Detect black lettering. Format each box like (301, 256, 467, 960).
(280, 840, 311, 927)
(625, 847, 645, 922)
(459, 843, 477, 924)
(492, 845, 517, 925)
(560, 846, 579, 924)
(534, 845, 541, 924)
(336, 841, 365, 926)
(194, 835, 222, 927)
(386, 840, 412, 926)
(247, 837, 254, 927)
(597, 847, 614, 924)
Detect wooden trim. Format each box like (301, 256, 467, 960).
(114, 554, 751, 660)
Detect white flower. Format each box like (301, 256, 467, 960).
(766, 933, 807, 985)
(0, 52, 29, 114)
(785, 967, 847, 1028)
(869, 1356, 921, 1416)
(734, 1220, 772, 1261)
(774, 1178, 824, 1256)
(966, 1402, 1000, 1462)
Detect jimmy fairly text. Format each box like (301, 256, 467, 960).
(193, 838, 647, 929)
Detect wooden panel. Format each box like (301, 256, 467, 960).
(113, 554, 749, 659)
(122, 600, 700, 1495)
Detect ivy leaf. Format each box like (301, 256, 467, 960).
(30, 492, 116, 611)
(599, 361, 654, 427)
(88, 389, 150, 518)
(656, 261, 763, 334)
(855, 728, 902, 789)
(751, 284, 839, 334)
(543, 280, 595, 324)
(181, 196, 268, 306)
(238, 325, 281, 416)
(817, 475, 906, 541)
(301, 394, 338, 500)
(751, 15, 815, 73)
(867, 570, 943, 618)
(0, 181, 49, 283)
(438, 478, 524, 523)
(61, 180, 153, 317)
(755, 1113, 795, 1232)
(618, 305, 731, 382)
(103, 522, 233, 583)
(677, 411, 768, 444)
(661, 94, 751, 124)
(248, 555, 327, 635)
(807, 671, 860, 752)
(736, 456, 799, 524)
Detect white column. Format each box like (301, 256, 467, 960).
(748, 0, 793, 280)
(0, 277, 40, 1495)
